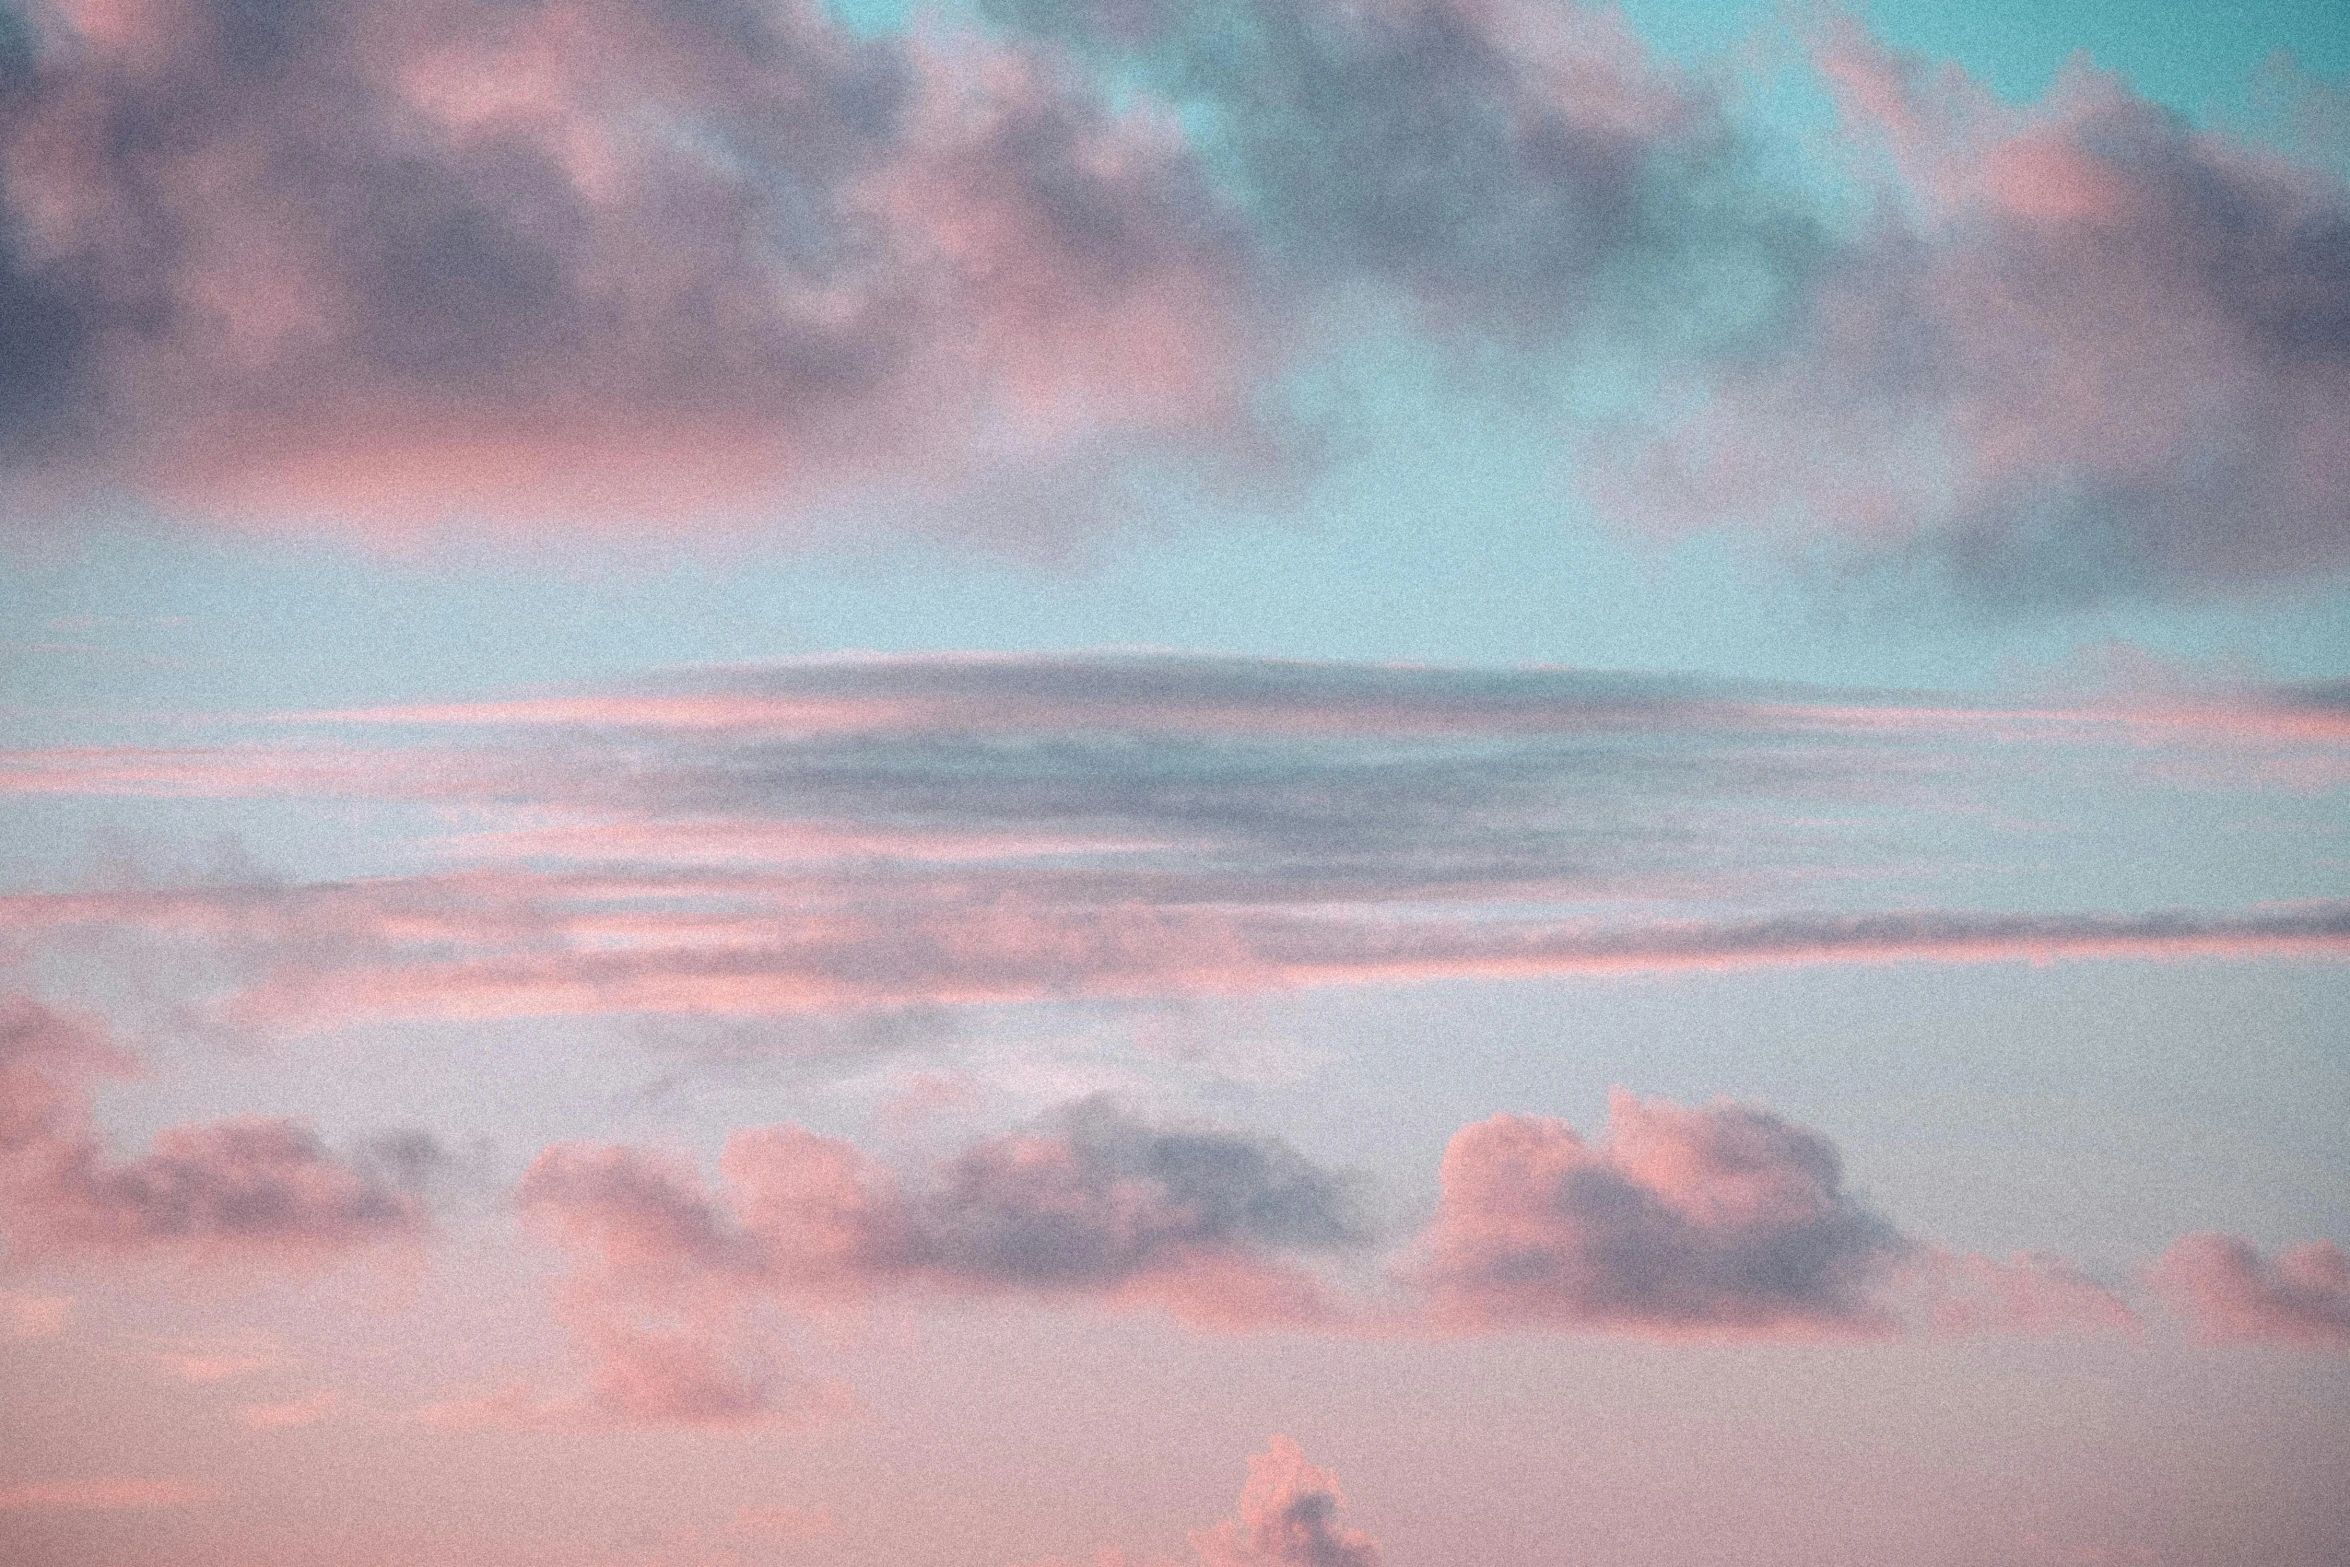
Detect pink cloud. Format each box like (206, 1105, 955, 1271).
(521, 1100, 1359, 1323)
(0, 994, 430, 1264)
(2148, 1232, 2350, 1348)
(1912, 1249, 2140, 1337)
(0, 0, 1284, 541)
(506, 1101, 1359, 1424)
(11, 869, 2348, 1036)
(1188, 1436, 1380, 1567)
(1408, 1090, 1907, 1336)
(1593, 21, 2350, 600)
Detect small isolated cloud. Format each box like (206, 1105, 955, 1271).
(1189, 1436, 1380, 1567)
(1409, 1089, 1908, 1336)
(0, 1476, 216, 1511)
(1018, 1436, 1377, 1567)
(0, 994, 431, 1264)
(2148, 1232, 2350, 1348)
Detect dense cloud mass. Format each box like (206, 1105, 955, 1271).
(0, 1, 2342, 596)
(978, 0, 1814, 342)
(1413, 1090, 1909, 1334)
(0, 995, 430, 1260)
(0, 0, 1282, 535)
(1598, 27, 2350, 601)
(2150, 1232, 2350, 1348)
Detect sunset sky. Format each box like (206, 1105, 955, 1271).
(1, 0, 2347, 1563)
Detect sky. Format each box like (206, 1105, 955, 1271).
(0, 0, 2347, 1563)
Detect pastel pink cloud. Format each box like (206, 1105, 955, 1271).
(1410, 1089, 1907, 1336)
(0, 0, 1284, 540)
(2148, 1232, 2350, 1348)
(1190, 1436, 1380, 1567)
(0, 995, 428, 1264)
(508, 1100, 1358, 1424)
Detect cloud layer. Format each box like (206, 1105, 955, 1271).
(486, 1087, 2157, 1424)
(6, 655, 2342, 1037)
(511, 1098, 1361, 1423)
(2, 2, 2342, 598)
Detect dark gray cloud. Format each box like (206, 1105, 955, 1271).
(916, 1095, 1365, 1284)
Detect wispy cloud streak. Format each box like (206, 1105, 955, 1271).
(2, 656, 2341, 1029)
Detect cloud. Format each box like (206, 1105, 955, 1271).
(1593, 22, 2350, 602)
(1015, 1436, 1377, 1567)
(522, 1096, 1363, 1319)
(0, 1476, 216, 1511)
(1911, 1249, 2139, 1337)
(6, 656, 2342, 1034)
(1189, 1436, 1380, 1567)
(503, 1098, 1360, 1425)
(2148, 1232, 2350, 1348)
(980, 0, 1813, 346)
(0, 0, 1283, 538)
(505, 1084, 2144, 1426)
(1409, 1089, 1908, 1335)
(0, 994, 431, 1263)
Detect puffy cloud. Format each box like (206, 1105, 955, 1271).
(0, 994, 431, 1262)
(0, 0, 1282, 537)
(1190, 1436, 1379, 1567)
(509, 1099, 1360, 1424)
(1410, 1089, 1908, 1335)
(2148, 1232, 2350, 1348)
(1595, 23, 2350, 601)
(980, 0, 1813, 343)
(523, 1097, 1361, 1315)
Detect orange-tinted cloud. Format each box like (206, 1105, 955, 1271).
(0, 1476, 216, 1511)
